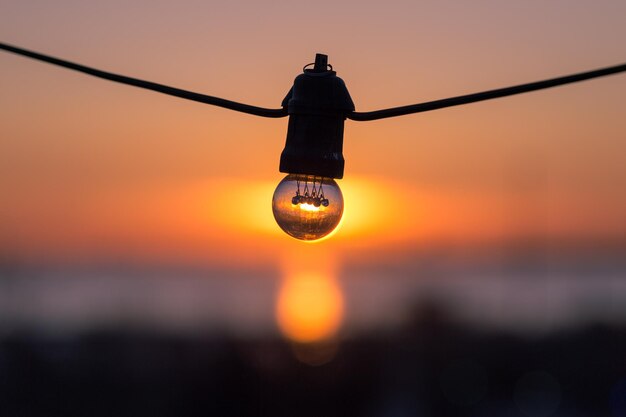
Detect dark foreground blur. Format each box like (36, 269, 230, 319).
(1, 303, 625, 417)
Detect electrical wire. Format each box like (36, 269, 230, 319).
(2, 42, 625, 121)
(0, 42, 288, 118)
(348, 62, 626, 121)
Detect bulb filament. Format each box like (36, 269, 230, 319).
(292, 177, 330, 208)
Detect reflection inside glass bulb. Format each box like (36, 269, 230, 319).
(272, 174, 344, 241)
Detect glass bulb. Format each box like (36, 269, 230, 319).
(272, 174, 344, 241)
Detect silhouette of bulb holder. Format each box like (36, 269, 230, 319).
(273, 174, 343, 241)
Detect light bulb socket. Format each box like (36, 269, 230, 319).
(279, 53, 354, 179)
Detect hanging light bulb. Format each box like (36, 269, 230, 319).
(273, 53, 354, 241)
(272, 174, 343, 240)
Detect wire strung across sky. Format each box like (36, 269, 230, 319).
(1, 42, 625, 121)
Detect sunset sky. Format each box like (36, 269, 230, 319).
(1, 1, 625, 340)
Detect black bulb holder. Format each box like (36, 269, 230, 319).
(279, 53, 354, 179)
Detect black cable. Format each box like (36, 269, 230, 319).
(2, 42, 625, 122)
(0, 42, 288, 118)
(348, 62, 626, 121)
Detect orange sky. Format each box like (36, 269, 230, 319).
(1, 0, 625, 268)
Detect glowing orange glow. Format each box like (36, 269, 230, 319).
(5, 173, 624, 266)
(276, 272, 344, 343)
(205, 177, 423, 244)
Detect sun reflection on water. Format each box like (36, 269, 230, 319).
(276, 271, 344, 344)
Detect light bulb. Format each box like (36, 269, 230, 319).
(272, 174, 343, 241)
